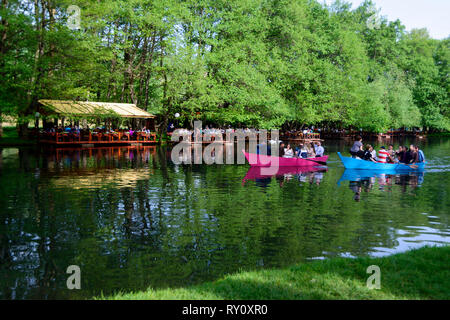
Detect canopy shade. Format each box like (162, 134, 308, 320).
(38, 100, 155, 118)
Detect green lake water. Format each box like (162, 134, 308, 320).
(0, 137, 449, 299)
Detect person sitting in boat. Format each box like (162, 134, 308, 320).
(387, 144, 395, 158)
(279, 142, 285, 157)
(370, 145, 377, 160)
(307, 142, 316, 158)
(403, 146, 413, 164)
(416, 146, 425, 163)
(401, 146, 410, 163)
(350, 136, 364, 158)
(295, 144, 308, 158)
(283, 144, 294, 158)
(362, 144, 377, 163)
(377, 146, 392, 163)
(408, 144, 420, 164)
(395, 146, 406, 163)
(314, 141, 324, 157)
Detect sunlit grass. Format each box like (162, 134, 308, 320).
(100, 246, 449, 300)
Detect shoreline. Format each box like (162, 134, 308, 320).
(99, 246, 449, 300)
(1, 130, 448, 148)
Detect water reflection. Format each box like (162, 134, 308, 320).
(51, 146, 157, 167)
(242, 166, 328, 187)
(0, 142, 449, 299)
(338, 169, 426, 201)
(42, 147, 157, 189)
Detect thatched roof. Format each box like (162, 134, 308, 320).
(38, 100, 155, 118)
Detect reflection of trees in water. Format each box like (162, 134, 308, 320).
(0, 146, 445, 298)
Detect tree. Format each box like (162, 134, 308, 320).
(0, 0, 448, 134)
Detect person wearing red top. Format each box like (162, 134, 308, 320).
(377, 146, 391, 163)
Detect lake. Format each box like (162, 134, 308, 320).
(0, 137, 449, 299)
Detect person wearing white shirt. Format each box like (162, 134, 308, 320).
(314, 141, 324, 157)
(283, 144, 294, 158)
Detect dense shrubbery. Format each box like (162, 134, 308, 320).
(0, 0, 448, 134)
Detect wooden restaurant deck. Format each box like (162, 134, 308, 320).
(39, 130, 157, 146)
(35, 100, 158, 146)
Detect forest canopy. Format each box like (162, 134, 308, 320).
(0, 0, 449, 134)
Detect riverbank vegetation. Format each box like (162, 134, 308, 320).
(0, 126, 34, 145)
(102, 246, 449, 300)
(1, 0, 449, 137)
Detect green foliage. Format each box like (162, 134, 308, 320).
(0, 0, 448, 131)
(399, 29, 450, 131)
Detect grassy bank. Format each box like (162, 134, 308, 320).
(0, 127, 35, 146)
(101, 246, 449, 300)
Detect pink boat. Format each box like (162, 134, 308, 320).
(243, 150, 328, 167)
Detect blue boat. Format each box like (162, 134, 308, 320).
(337, 152, 426, 172)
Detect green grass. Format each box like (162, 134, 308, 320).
(100, 246, 449, 300)
(0, 127, 35, 145)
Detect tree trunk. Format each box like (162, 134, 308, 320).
(157, 36, 169, 144)
(106, 19, 121, 100)
(21, 0, 45, 138)
(0, 0, 9, 56)
(47, 1, 55, 77)
(136, 36, 149, 106)
(144, 34, 157, 107)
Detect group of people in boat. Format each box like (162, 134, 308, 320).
(279, 141, 325, 158)
(350, 136, 425, 164)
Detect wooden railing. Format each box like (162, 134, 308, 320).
(39, 131, 157, 144)
(281, 132, 321, 140)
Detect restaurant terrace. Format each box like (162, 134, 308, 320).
(36, 100, 157, 145)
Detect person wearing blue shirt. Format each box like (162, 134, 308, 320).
(416, 146, 425, 163)
(295, 144, 308, 158)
